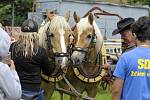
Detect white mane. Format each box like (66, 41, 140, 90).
(38, 21, 50, 49)
(93, 21, 104, 53)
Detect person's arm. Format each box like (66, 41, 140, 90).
(112, 77, 124, 100)
(41, 48, 55, 74)
(112, 54, 127, 100)
(0, 61, 22, 100)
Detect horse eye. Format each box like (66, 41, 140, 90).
(87, 34, 92, 39)
(49, 33, 54, 37)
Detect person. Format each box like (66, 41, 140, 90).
(107, 18, 136, 73)
(112, 16, 150, 100)
(0, 27, 22, 100)
(9, 19, 55, 100)
(112, 17, 136, 53)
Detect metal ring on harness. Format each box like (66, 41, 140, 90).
(54, 52, 69, 57)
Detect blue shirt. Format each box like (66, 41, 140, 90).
(113, 47, 150, 100)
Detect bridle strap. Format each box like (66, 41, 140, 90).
(46, 23, 71, 58)
(72, 47, 88, 53)
(54, 52, 69, 57)
(72, 25, 96, 54)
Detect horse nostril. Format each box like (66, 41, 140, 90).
(75, 59, 80, 65)
(77, 59, 80, 63)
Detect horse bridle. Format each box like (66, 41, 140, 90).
(72, 25, 102, 66)
(72, 26, 96, 55)
(46, 23, 74, 59)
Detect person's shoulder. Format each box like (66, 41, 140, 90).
(10, 42, 17, 47)
(37, 47, 47, 54)
(9, 42, 17, 51)
(38, 47, 45, 51)
(120, 48, 138, 59)
(123, 47, 138, 55)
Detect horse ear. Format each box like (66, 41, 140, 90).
(73, 12, 80, 23)
(65, 11, 70, 22)
(88, 13, 93, 25)
(46, 9, 54, 20)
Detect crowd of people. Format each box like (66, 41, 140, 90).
(1, 15, 150, 100)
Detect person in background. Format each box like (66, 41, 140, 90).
(112, 16, 150, 100)
(112, 17, 136, 53)
(108, 18, 136, 73)
(9, 19, 55, 100)
(0, 27, 22, 100)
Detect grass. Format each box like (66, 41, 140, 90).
(51, 88, 111, 100)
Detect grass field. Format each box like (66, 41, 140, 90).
(51, 88, 111, 100)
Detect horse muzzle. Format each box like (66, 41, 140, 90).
(71, 51, 85, 66)
(54, 52, 69, 69)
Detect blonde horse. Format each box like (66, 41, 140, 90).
(38, 11, 73, 100)
(70, 12, 107, 99)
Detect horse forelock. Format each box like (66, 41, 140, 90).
(76, 17, 93, 46)
(74, 17, 103, 53)
(48, 15, 71, 53)
(49, 16, 71, 32)
(76, 17, 93, 34)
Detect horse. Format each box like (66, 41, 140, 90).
(38, 11, 74, 100)
(70, 12, 107, 99)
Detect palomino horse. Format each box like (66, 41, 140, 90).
(38, 11, 73, 100)
(70, 12, 107, 99)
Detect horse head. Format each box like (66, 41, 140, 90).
(39, 11, 73, 69)
(71, 12, 103, 65)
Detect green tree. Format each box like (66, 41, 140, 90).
(127, 0, 150, 5)
(0, 0, 33, 26)
(14, 0, 33, 26)
(0, 3, 12, 26)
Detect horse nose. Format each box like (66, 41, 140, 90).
(75, 59, 80, 65)
(56, 57, 68, 68)
(61, 57, 68, 68)
(71, 57, 81, 66)
(71, 51, 78, 60)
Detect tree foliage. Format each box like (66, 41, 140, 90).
(0, 0, 33, 26)
(14, 0, 33, 26)
(127, 0, 150, 5)
(0, 4, 12, 26)
(0, 0, 13, 3)
(0, 0, 149, 26)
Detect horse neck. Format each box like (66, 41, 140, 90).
(83, 47, 100, 75)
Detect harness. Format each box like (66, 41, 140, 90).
(72, 26, 105, 83)
(41, 22, 73, 82)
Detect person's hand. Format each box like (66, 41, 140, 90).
(2, 53, 11, 66)
(10, 60, 16, 70)
(103, 63, 110, 70)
